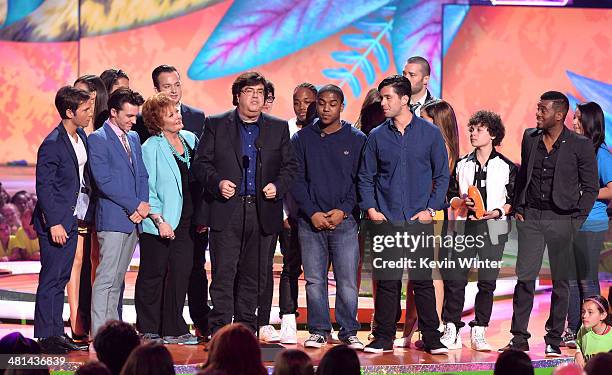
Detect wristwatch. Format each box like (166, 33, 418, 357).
(426, 208, 436, 217)
(153, 216, 165, 228)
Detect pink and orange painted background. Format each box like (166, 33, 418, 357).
(0, 1, 610, 163)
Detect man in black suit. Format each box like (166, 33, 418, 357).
(192, 71, 297, 335)
(134, 65, 206, 143)
(500, 91, 598, 356)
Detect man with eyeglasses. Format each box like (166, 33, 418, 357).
(192, 71, 297, 336)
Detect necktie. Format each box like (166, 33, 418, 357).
(409, 103, 421, 114)
(120, 133, 132, 163)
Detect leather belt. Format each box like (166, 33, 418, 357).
(240, 195, 256, 204)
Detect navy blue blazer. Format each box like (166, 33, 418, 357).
(88, 122, 149, 233)
(134, 103, 206, 144)
(33, 123, 89, 234)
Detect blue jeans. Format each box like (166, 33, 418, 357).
(299, 216, 360, 339)
(567, 230, 604, 332)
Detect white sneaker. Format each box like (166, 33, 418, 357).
(440, 322, 462, 350)
(328, 328, 341, 344)
(393, 336, 411, 348)
(259, 325, 280, 343)
(470, 326, 492, 352)
(279, 314, 297, 344)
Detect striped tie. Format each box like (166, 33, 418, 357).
(120, 133, 132, 163)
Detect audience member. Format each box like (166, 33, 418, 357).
(93, 320, 141, 375)
(200, 323, 266, 375)
(584, 352, 612, 375)
(119, 343, 175, 375)
(14, 209, 40, 260)
(10, 191, 32, 215)
(1, 203, 22, 234)
(493, 350, 534, 375)
(552, 362, 584, 375)
(316, 345, 360, 375)
(272, 349, 313, 375)
(0, 215, 20, 261)
(0, 332, 41, 354)
(0, 182, 10, 206)
(75, 361, 112, 375)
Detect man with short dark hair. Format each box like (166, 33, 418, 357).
(359, 75, 449, 354)
(262, 80, 275, 113)
(33, 86, 93, 354)
(89, 88, 149, 336)
(134, 65, 206, 143)
(292, 84, 366, 349)
(500, 91, 598, 356)
(93, 320, 140, 375)
(192, 71, 297, 335)
(402, 56, 436, 116)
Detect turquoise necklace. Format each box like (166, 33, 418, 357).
(164, 133, 190, 168)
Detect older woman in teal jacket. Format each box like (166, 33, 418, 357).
(137, 92, 200, 344)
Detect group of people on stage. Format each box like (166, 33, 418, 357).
(30, 55, 611, 363)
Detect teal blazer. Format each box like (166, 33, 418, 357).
(141, 130, 198, 235)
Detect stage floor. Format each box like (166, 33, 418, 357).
(1, 288, 601, 374)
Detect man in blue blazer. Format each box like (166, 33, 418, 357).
(33, 86, 93, 353)
(88, 88, 149, 335)
(133, 65, 206, 143)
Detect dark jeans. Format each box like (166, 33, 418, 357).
(511, 207, 578, 346)
(135, 220, 194, 336)
(208, 201, 274, 334)
(567, 230, 604, 332)
(299, 216, 360, 339)
(442, 221, 505, 328)
(35, 224, 78, 338)
(188, 230, 210, 334)
(371, 223, 442, 348)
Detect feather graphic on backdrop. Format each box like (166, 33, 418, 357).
(188, 0, 392, 81)
(390, 0, 469, 98)
(566, 71, 612, 146)
(0, 0, 220, 42)
(322, 4, 395, 98)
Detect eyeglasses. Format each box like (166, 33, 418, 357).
(241, 88, 265, 97)
(265, 96, 275, 104)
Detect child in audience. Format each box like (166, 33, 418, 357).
(0, 215, 20, 261)
(14, 209, 40, 260)
(575, 295, 612, 368)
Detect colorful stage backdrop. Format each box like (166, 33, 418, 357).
(0, 0, 610, 163)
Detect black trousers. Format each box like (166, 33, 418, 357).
(188, 231, 210, 334)
(258, 233, 277, 327)
(442, 221, 505, 328)
(135, 220, 194, 336)
(258, 217, 303, 326)
(511, 207, 577, 346)
(77, 231, 92, 333)
(278, 218, 302, 316)
(208, 201, 274, 334)
(372, 223, 442, 347)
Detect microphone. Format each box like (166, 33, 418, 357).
(254, 139, 262, 151)
(242, 155, 250, 170)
